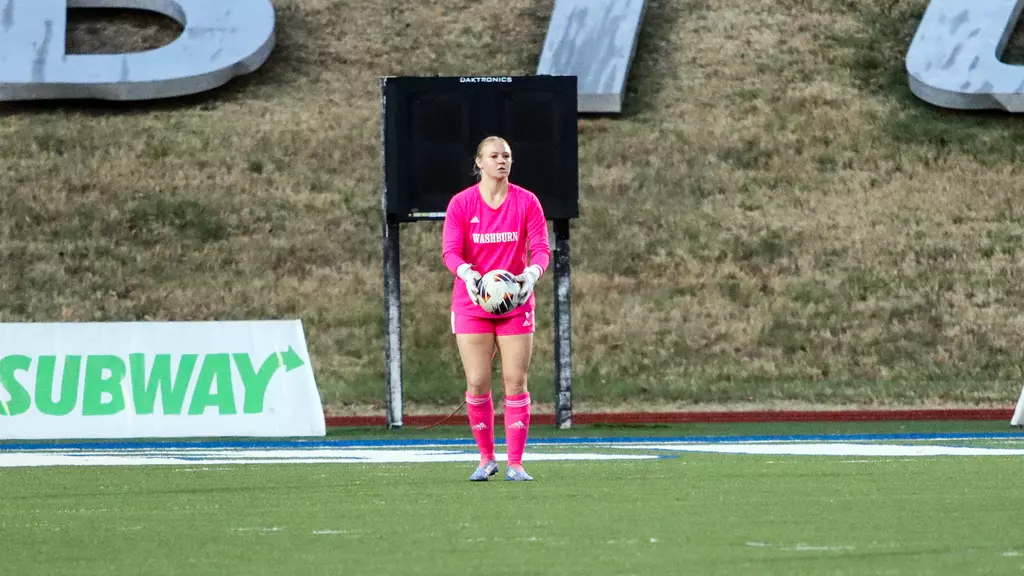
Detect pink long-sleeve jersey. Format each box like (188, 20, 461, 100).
(442, 183, 551, 317)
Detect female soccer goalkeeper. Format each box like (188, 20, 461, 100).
(441, 136, 550, 482)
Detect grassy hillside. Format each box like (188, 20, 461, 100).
(3, 0, 1024, 413)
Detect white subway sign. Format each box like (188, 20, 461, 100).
(0, 320, 326, 439)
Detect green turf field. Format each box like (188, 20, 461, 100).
(2, 422, 1024, 576)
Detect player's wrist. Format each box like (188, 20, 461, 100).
(456, 263, 475, 279)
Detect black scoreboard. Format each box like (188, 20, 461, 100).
(382, 75, 579, 222)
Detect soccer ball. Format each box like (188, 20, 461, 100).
(477, 269, 521, 315)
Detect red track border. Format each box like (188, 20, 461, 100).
(326, 408, 1014, 428)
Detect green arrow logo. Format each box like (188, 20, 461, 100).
(277, 346, 304, 372)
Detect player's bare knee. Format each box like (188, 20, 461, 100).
(465, 374, 492, 396)
(503, 372, 528, 396)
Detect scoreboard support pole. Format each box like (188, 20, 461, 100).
(380, 79, 404, 429)
(382, 214, 404, 429)
(553, 219, 573, 429)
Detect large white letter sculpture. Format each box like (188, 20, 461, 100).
(0, 0, 275, 101)
(907, 0, 1024, 111)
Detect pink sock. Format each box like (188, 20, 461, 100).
(466, 392, 495, 463)
(504, 393, 531, 467)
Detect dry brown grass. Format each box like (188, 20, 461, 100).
(3, 0, 1024, 413)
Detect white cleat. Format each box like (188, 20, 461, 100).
(505, 467, 533, 482)
(469, 460, 499, 481)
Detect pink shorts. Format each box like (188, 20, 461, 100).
(451, 308, 536, 336)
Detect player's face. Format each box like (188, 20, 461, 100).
(477, 142, 512, 181)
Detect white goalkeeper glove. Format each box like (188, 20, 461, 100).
(515, 265, 542, 304)
(456, 263, 483, 305)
